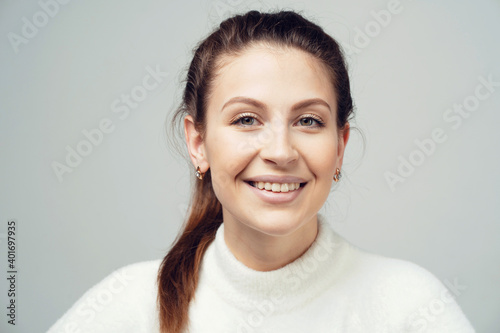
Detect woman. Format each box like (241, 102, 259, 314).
(48, 10, 475, 333)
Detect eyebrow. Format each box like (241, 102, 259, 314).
(220, 97, 331, 113)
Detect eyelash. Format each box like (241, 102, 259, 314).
(230, 113, 325, 128)
(296, 114, 325, 128)
(230, 113, 259, 126)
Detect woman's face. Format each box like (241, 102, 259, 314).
(187, 44, 349, 237)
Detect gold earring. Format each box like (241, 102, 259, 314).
(333, 168, 341, 182)
(195, 166, 204, 180)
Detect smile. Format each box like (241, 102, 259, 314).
(247, 181, 305, 193)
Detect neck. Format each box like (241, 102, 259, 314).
(222, 213, 319, 271)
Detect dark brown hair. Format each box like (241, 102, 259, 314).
(157, 10, 354, 332)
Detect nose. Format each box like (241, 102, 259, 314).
(258, 121, 299, 167)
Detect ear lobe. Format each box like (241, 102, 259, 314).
(184, 115, 209, 172)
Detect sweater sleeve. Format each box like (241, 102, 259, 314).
(370, 257, 475, 333)
(46, 260, 160, 333)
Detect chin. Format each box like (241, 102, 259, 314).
(243, 210, 313, 237)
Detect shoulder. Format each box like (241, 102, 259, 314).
(80, 259, 162, 304)
(350, 248, 445, 293)
(47, 259, 162, 333)
(342, 245, 475, 332)
(319, 220, 446, 295)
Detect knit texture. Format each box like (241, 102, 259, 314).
(47, 216, 475, 332)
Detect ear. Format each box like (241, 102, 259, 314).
(336, 122, 350, 169)
(184, 115, 209, 172)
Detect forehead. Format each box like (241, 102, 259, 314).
(208, 44, 337, 110)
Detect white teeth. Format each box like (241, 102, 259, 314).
(251, 181, 302, 193)
(271, 183, 281, 192)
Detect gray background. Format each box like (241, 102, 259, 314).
(1, 0, 499, 332)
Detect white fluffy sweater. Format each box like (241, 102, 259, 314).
(48, 217, 475, 332)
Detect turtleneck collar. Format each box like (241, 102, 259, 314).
(199, 215, 349, 313)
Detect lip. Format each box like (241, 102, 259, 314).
(244, 179, 306, 204)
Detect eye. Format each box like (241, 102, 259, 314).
(239, 117, 255, 126)
(296, 115, 325, 127)
(231, 113, 260, 127)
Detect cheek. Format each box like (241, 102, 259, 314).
(298, 134, 338, 178)
(205, 129, 258, 189)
